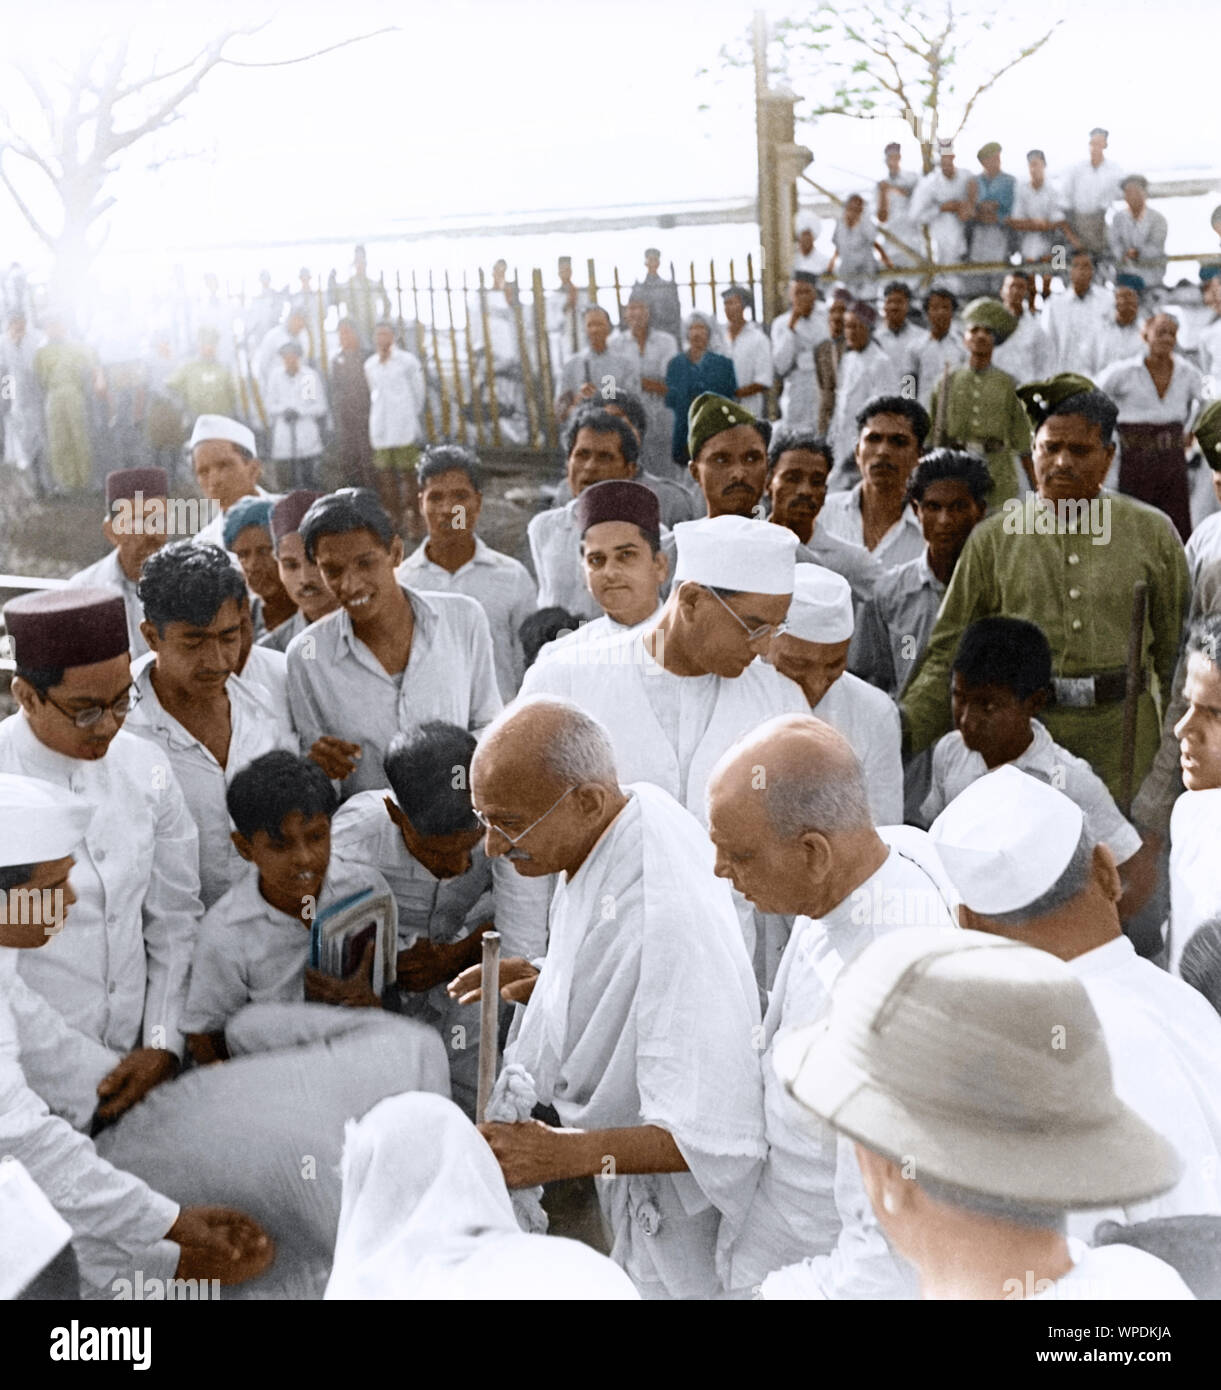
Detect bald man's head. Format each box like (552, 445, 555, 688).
(471, 697, 624, 878)
(706, 714, 877, 916)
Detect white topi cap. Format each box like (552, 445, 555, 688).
(0, 774, 96, 868)
(930, 765, 1085, 916)
(672, 516, 797, 596)
(188, 414, 257, 456)
(786, 565, 854, 643)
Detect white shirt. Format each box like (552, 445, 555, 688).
(1092, 319, 1145, 374)
(124, 656, 297, 908)
(905, 329, 966, 411)
(922, 724, 1142, 866)
(252, 325, 311, 393)
(875, 321, 923, 373)
(1068, 935, 1221, 1229)
(397, 536, 537, 701)
(828, 342, 902, 472)
(179, 858, 394, 1035)
(992, 312, 1054, 387)
(1097, 354, 1203, 427)
(64, 550, 149, 660)
(1185, 512, 1221, 583)
(1043, 285, 1112, 376)
(364, 347, 425, 449)
(264, 363, 327, 460)
(526, 499, 603, 622)
(0, 954, 180, 1291)
(910, 168, 974, 263)
(727, 844, 954, 1295)
(811, 673, 903, 825)
(240, 642, 292, 729)
(725, 321, 774, 414)
(0, 717, 202, 1059)
(1030, 1239, 1193, 1301)
(770, 307, 829, 429)
(1169, 786, 1221, 976)
(192, 485, 279, 553)
(1060, 157, 1124, 216)
(819, 484, 925, 570)
(286, 587, 502, 800)
(1010, 180, 1065, 261)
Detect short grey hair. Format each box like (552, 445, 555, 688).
(762, 748, 873, 838)
(481, 695, 619, 789)
(978, 829, 1093, 931)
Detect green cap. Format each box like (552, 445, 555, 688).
(687, 393, 762, 461)
(1016, 373, 1099, 431)
(962, 297, 1018, 345)
(977, 141, 1002, 160)
(1196, 399, 1221, 470)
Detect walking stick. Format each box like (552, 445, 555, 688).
(475, 931, 501, 1124)
(1118, 580, 1149, 818)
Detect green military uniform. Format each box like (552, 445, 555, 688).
(167, 358, 240, 420)
(33, 341, 94, 491)
(901, 490, 1190, 800)
(930, 365, 1031, 510)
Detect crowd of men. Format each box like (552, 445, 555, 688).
(3, 125, 1221, 1304)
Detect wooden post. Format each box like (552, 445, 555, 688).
(475, 930, 501, 1124)
(461, 274, 486, 447)
(316, 276, 329, 377)
(427, 271, 451, 439)
(708, 258, 718, 315)
(532, 267, 557, 452)
(410, 271, 437, 444)
(688, 260, 697, 307)
(612, 265, 623, 325)
(478, 268, 502, 448)
(509, 274, 540, 446)
(445, 271, 469, 445)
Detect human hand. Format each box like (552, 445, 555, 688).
(476, 1119, 567, 1188)
(308, 736, 362, 780)
(447, 955, 539, 1006)
(95, 1048, 179, 1122)
(396, 937, 460, 993)
(305, 939, 382, 1008)
(169, 1206, 275, 1285)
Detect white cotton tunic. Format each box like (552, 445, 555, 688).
(1169, 786, 1221, 977)
(770, 306, 829, 429)
(364, 347, 426, 449)
(819, 484, 925, 571)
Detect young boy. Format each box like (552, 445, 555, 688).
(921, 617, 1143, 878)
(182, 750, 398, 1063)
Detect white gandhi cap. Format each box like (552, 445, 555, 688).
(0, 774, 96, 868)
(188, 414, 257, 456)
(929, 765, 1085, 916)
(786, 565, 854, 643)
(672, 515, 797, 596)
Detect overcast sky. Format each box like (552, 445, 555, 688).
(0, 0, 1216, 282)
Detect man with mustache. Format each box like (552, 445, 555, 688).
(257, 489, 340, 653)
(819, 395, 928, 570)
(64, 468, 170, 660)
(903, 374, 1190, 819)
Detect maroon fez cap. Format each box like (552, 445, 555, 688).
(271, 489, 324, 543)
(106, 468, 168, 510)
(574, 479, 660, 538)
(4, 588, 129, 669)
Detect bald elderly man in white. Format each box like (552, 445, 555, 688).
(931, 766, 1221, 1234)
(706, 715, 955, 1297)
(765, 566, 903, 826)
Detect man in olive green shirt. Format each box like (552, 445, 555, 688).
(903, 374, 1190, 808)
(928, 298, 1031, 509)
(167, 330, 241, 421)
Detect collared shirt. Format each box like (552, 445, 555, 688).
(1169, 786, 1221, 977)
(831, 214, 879, 279)
(770, 307, 829, 429)
(1109, 206, 1169, 286)
(904, 328, 966, 411)
(64, 549, 149, 660)
(527, 499, 604, 622)
(1043, 284, 1112, 375)
(124, 656, 297, 908)
(286, 586, 502, 800)
(0, 717, 202, 1058)
(992, 311, 1053, 387)
(264, 363, 327, 460)
(251, 324, 311, 392)
(240, 643, 292, 729)
(922, 723, 1143, 864)
(556, 347, 641, 408)
(1185, 511, 1221, 583)
(0, 956, 180, 1291)
(1092, 320, 1144, 374)
(1097, 354, 1203, 427)
(811, 673, 903, 825)
(723, 321, 774, 414)
(910, 168, 975, 262)
(607, 327, 679, 470)
(853, 549, 944, 695)
(804, 524, 882, 606)
(397, 535, 537, 701)
(929, 364, 1032, 508)
(535, 603, 663, 663)
(1010, 179, 1065, 261)
(827, 341, 902, 475)
(179, 857, 395, 1035)
(364, 347, 425, 449)
(875, 321, 922, 373)
(819, 483, 925, 570)
(258, 608, 309, 654)
(1060, 157, 1124, 216)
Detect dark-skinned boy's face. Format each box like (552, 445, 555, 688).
(237, 812, 331, 918)
(231, 525, 284, 603)
(276, 532, 337, 623)
(314, 527, 405, 626)
(146, 597, 243, 697)
(915, 478, 984, 567)
(951, 671, 1039, 767)
(386, 799, 483, 881)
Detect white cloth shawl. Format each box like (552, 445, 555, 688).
(324, 1092, 638, 1300)
(501, 781, 766, 1298)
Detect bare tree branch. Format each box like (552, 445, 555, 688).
(950, 23, 1061, 141)
(0, 157, 54, 247)
(217, 26, 399, 68)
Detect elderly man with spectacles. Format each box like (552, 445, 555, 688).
(448, 696, 765, 1300)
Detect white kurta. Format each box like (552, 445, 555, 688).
(65, 549, 149, 659)
(1169, 786, 1221, 977)
(811, 673, 903, 826)
(726, 842, 955, 1295)
(0, 717, 202, 1060)
(124, 657, 297, 908)
(724, 322, 774, 417)
(519, 630, 809, 823)
(992, 312, 1054, 388)
(819, 485, 925, 571)
(770, 308, 828, 429)
(904, 329, 966, 411)
(364, 347, 426, 449)
(499, 783, 765, 1299)
(264, 363, 327, 461)
(910, 169, 974, 270)
(1042, 285, 1111, 376)
(1096, 354, 1203, 428)
(827, 342, 901, 474)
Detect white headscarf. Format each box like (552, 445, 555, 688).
(324, 1092, 638, 1300)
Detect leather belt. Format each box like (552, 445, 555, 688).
(1050, 670, 1141, 708)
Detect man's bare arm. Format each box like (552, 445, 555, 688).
(478, 1119, 688, 1188)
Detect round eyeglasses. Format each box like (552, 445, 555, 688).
(473, 784, 577, 846)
